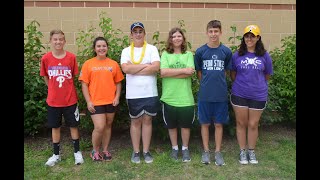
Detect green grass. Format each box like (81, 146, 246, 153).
(24, 125, 296, 180)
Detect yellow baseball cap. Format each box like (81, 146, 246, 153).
(244, 25, 261, 36)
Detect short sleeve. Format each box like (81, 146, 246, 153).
(78, 61, 89, 83)
(264, 52, 273, 75)
(160, 51, 169, 69)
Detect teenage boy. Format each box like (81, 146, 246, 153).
(194, 20, 232, 166)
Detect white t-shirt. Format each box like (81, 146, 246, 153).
(120, 43, 160, 99)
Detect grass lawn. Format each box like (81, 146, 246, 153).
(24, 124, 296, 180)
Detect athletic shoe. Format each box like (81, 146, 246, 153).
(239, 149, 248, 165)
(74, 151, 84, 165)
(131, 152, 140, 164)
(90, 150, 102, 161)
(214, 151, 225, 166)
(101, 151, 112, 161)
(182, 149, 191, 162)
(143, 152, 153, 163)
(45, 154, 61, 166)
(201, 151, 210, 164)
(248, 149, 258, 164)
(170, 149, 178, 161)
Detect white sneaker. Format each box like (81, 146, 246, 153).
(74, 151, 84, 165)
(45, 154, 61, 166)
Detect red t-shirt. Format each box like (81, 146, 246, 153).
(40, 51, 79, 107)
(78, 57, 124, 106)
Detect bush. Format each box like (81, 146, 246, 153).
(264, 35, 296, 125)
(24, 20, 47, 136)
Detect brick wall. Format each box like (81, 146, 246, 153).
(24, 0, 296, 53)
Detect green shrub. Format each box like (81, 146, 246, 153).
(228, 25, 242, 53)
(265, 35, 296, 124)
(24, 20, 47, 136)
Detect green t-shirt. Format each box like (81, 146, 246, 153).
(160, 51, 195, 107)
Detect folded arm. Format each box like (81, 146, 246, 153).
(160, 67, 195, 78)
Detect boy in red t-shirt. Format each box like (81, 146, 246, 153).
(40, 29, 84, 166)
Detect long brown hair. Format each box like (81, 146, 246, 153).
(165, 27, 187, 54)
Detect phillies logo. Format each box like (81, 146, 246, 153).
(56, 76, 65, 88)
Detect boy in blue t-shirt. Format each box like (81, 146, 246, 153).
(194, 20, 232, 166)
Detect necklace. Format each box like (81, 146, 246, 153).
(130, 41, 147, 64)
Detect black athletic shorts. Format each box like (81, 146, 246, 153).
(47, 103, 80, 128)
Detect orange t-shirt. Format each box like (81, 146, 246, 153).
(79, 57, 124, 106)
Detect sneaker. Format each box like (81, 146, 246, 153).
(131, 152, 140, 164)
(170, 149, 178, 161)
(215, 151, 225, 166)
(201, 151, 210, 164)
(143, 152, 153, 163)
(90, 150, 102, 161)
(101, 151, 112, 161)
(74, 151, 84, 165)
(45, 154, 61, 166)
(182, 149, 191, 162)
(248, 150, 258, 164)
(239, 149, 248, 165)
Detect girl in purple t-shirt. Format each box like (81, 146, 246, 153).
(230, 25, 273, 165)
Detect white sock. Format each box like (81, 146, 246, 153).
(172, 145, 178, 150)
(182, 146, 188, 150)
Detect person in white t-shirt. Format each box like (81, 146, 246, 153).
(120, 22, 160, 164)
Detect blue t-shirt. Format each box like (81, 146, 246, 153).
(231, 51, 273, 101)
(194, 43, 232, 102)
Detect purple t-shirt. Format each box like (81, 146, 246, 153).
(231, 51, 273, 101)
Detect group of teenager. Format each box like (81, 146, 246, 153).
(40, 19, 273, 167)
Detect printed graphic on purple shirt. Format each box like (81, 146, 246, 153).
(231, 51, 273, 101)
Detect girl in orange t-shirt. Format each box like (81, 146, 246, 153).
(79, 36, 124, 161)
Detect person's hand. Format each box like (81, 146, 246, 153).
(113, 98, 119, 106)
(184, 68, 195, 75)
(87, 101, 96, 113)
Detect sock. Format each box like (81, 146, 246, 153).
(248, 149, 254, 152)
(172, 145, 178, 150)
(72, 139, 80, 153)
(53, 142, 60, 155)
(182, 146, 188, 150)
